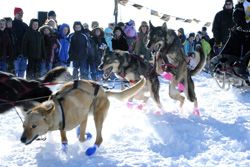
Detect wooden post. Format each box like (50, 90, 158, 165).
(114, 0, 118, 26)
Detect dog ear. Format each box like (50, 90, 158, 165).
(41, 100, 55, 115)
(149, 21, 154, 29)
(162, 22, 167, 31)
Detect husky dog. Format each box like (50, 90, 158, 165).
(147, 22, 206, 112)
(0, 66, 73, 114)
(98, 50, 162, 109)
(20, 77, 146, 156)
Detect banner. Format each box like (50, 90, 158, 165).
(119, 0, 211, 27)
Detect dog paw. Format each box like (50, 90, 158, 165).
(161, 72, 173, 80)
(85, 132, 92, 140)
(177, 83, 185, 92)
(61, 141, 68, 153)
(126, 101, 134, 109)
(76, 126, 92, 140)
(136, 104, 144, 110)
(85, 145, 98, 156)
(192, 108, 200, 116)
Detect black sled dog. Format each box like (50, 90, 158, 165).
(147, 22, 206, 113)
(0, 66, 72, 114)
(99, 50, 162, 109)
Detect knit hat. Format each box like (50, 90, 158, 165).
(225, 0, 233, 3)
(47, 10, 56, 17)
(14, 7, 23, 15)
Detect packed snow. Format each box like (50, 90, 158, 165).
(0, 72, 250, 167)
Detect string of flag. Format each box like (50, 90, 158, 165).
(118, 0, 211, 27)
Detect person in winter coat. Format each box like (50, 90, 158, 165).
(220, 0, 250, 84)
(68, 21, 89, 80)
(123, 19, 137, 53)
(4, 17, 17, 74)
(39, 25, 58, 74)
(177, 28, 186, 45)
(112, 26, 129, 51)
(56, 23, 70, 67)
(0, 19, 12, 72)
(92, 26, 107, 80)
(104, 23, 114, 51)
(22, 19, 46, 79)
(134, 21, 152, 61)
(12, 7, 28, 77)
(212, 0, 234, 48)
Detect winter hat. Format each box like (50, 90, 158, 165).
(225, 0, 233, 3)
(14, 7, 23, 15)
(178, 28, 184, 34)
(189, 32, 195, 38)
(126, 19, 135, 26)
(48, 10, 56, 17)
(91, 21, 99, 29)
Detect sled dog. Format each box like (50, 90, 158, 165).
(20, 77, 146, 155)
(147, 22, 206, 111)
(99, 50, 162, 109)
(0, 66, 72, 114)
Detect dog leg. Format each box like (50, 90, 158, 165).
(60, 130, 68, 152)
(85, 98, 109, 156)
(79, 113, 88, 142)
(169, 80, 185, 109)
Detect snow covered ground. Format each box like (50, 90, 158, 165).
(0, 72, 250, 167)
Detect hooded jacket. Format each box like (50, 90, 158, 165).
(212, 1, 235, 44)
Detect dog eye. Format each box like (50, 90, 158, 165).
(32, 125, 37, 128)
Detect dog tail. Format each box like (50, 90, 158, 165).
(190, 46, 206, 76)
(38, 66, 73, 83)
(106, 76, 146, 101)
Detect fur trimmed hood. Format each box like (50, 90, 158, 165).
(38, 25, 53, 34)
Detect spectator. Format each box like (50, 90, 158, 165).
(201, 26, 210, 42)
(220, 0, 250, 83)
(177, 28, 186, 45)
(56, 23, 70, 67)
(92, 26, 107, 80)
(12, 7, 28, 77)
(104, 23, 114, 51)
(112, 26, 129, 51)
(134, 21, 151, 61)
(4, 17, 17, 74)
(0, 19, 12, 72)
(68, 21, 89, 80)
(123, 19, 137, 53)
(183, 32, 195, 56)
(212, 0, 234, 50)
(39, 25, 58, 74)
(22, 19, 46, 79)
(47, 10, 57, 23)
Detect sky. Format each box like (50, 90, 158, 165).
(0, 71, 250, 167)
(0, 0, 238, 36)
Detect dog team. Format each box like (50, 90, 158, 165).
(0, 20, 206, 156)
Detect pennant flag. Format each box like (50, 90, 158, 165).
(118, 0, 129, 6)
(204, 22, 211, 27)
(176, 17, 185, 21)
(132, 4, 143, 10)
(184, 19, 192, 23)
(160, 14, 170, 22)
(151, 10, 159, 16)
(193, 18, 200, 23)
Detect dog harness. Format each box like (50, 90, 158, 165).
(54, 80, 100, 130)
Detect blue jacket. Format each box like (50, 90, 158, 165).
(58, 23, 70, 63)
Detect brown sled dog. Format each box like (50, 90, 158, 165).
(20, 77, 146, 155)
(99, 50, 162, 109)
(147, 22, 206, 111)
